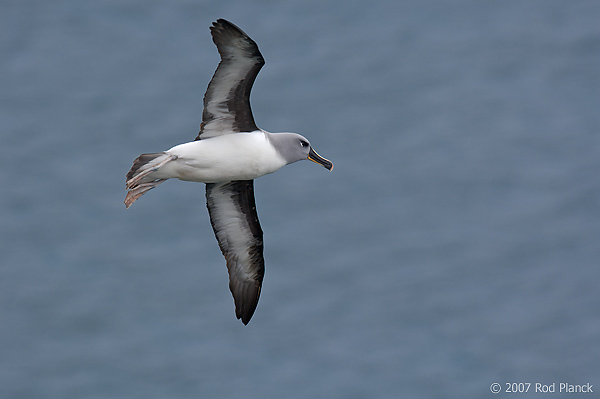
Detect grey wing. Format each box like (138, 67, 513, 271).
(205, 180, 264, 324)
(196, 19, 265, 140)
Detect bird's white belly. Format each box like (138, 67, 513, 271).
(158, 133, 286, 183)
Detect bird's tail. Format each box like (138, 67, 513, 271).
(125, 152, 174, 208)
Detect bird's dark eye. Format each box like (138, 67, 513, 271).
(300, 140, 309, 148)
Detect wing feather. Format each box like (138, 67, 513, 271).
(205, 180, 264, 324)
(196, 19, 265, 140)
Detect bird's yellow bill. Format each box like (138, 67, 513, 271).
(308, 148, 333, 171)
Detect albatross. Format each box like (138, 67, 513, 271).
(125, 19, 333, 324)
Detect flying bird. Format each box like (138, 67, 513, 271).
(125, 19, 333, 324)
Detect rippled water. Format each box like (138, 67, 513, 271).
(1, 1, 599, 398)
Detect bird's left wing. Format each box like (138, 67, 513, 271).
(196, 19, 265, 140)
(205, 180, 264, 324)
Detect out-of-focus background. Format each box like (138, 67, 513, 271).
(2, 0, 599, 398)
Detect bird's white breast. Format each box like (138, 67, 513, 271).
(159, 132, 287, 183)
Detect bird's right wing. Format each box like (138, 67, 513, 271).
(196, 19, 265, 140)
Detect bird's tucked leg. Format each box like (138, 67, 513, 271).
(125, 179, 167, 208)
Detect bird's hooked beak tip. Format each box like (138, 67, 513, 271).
(308, 148, 333, 171)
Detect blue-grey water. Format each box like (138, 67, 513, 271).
(1, 1, 599, 398)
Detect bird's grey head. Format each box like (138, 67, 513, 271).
(267, 133, 333, 170)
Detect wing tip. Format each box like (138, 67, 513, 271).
(211, 19, 243, 34)
(238, 312, 253, 325)
(210, 19, 247, 40)
(233, 282, 262, 325)
(209, 18, 263, 61)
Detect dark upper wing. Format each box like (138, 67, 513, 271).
(196, 19, 265, 140)
(205, 180, 264, 324)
